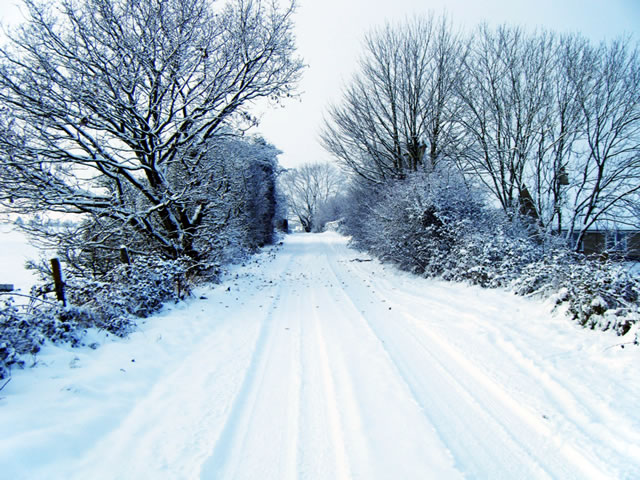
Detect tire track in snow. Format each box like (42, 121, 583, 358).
(199, 252, 300, 479)
(313, 242, 464, 479)
(322, 240, 612, 479)
(321, 246, 507, 477)
(360, 265, 636, 477)
(303, 288, 353, 480)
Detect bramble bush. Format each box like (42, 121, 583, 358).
(1, 257, 191, 379)
(513, 252, 640, 337)
(341, 167, 640, 344)
(65, 256, 192, 324)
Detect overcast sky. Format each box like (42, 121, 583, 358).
(259, 0, 640, 168)
(2, 0, 639, 169)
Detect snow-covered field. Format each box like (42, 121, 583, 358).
(1, 232, 639, 479)
(0, 223, 40, 294)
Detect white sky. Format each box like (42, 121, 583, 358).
(259, 0, 640, 168)
(2, 0, 639, 168)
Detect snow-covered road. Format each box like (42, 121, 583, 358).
(2, 232, 639, 479)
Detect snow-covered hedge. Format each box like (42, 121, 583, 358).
(1, 257, 190, 379)
(440, 219, 544, 288)
(64, 256, 191, 324)
(513, 253, 639, 336)
(341, 169, 640, 344)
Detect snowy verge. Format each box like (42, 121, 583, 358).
(0, 241, 283, 478)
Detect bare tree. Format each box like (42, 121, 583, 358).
(529, 33, 587, 234)
(456, 27, 640, 243)
(0, 0, 303, 263)
(457, 25, 555, 218)
(321, 14, 464, 184)
(564, 38, 640, 246)
(279, 162, 343, 232)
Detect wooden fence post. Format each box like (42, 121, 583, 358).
(120, 246, 131, 265)
(50, 258, 66, 306)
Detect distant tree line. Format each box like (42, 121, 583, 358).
(322, 15, 640, 247)
(279, 162, 344, 232)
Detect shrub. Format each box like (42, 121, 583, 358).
(1, 297, 42, 379)
(341, 166, 640, 344)
(65, 256, 192, 327)
(0, 256, 191, 379)
(514, 253, 640, 337)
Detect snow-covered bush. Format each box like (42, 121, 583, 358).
(346, 167, 487, 275)
(514, 252, 640, 337)
(442, 215, 545, 287)
(341, 166, 640, 343)
(1, 297, 40, 379)
(1, 256, 192, 379)
(340, 179, 384, 251)
(64, 256, 191, 329)
(192, 135, 281, 257)
(0, 298, 95, 379)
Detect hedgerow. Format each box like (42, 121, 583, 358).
(340, 168, 640, 344)
(1, 257, 190, 380)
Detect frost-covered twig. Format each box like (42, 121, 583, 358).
(603, 341, 638, 351)
(0, 291, 60, 307)
(0, 377, 11, 393)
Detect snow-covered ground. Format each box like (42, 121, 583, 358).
(1, 232, 639, 479)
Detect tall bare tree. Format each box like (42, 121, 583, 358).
(529, 33, 587, 234)
(0, 0, 303, 262)
(565, 38, 640, 245)
(456, 27, 640, 246)
(321, 14, 464, 184)
(457, 25, 555, 216)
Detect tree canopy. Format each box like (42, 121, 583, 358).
(322, 16, 640, 247)
(0, 0, 303, 265)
